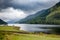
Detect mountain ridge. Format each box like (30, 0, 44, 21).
(16, 2, 60, 24)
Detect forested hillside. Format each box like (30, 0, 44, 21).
(46, 2, 60, 24)
(17, 2, 60, 25)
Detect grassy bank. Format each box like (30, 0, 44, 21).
(0, 26, 60, 40)
(4, 34, 60, 40)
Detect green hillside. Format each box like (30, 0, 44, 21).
(21, 2, 60, 25)
(46, 2, 60, 24)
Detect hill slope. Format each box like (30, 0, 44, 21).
(16, 9, 50, 24)
(0, 19, 7, 25)
(17, 2, 60, 24)
(46, 2, 60, 24)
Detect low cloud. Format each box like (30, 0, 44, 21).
(0, 7, 28, 22)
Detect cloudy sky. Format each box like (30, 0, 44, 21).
(0, 0, 60, 23)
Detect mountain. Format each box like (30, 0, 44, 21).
(46, 2, 60, 24)
(16, 2, 60, 24)
(0, 19, 7, 25)
(16, 9, 50, 23)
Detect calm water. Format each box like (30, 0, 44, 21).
(8, 24, 60, 32)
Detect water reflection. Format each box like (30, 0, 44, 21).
(8, 24, 60, 32)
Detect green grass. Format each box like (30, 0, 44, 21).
(6, 34, 60, 40)
(0, 26, 20, 31)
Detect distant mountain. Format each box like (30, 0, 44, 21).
(16, 2, 60, 24)
(0, 19, 7, 25)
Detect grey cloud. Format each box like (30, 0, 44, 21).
(0, 0, 59, 11)
(0, 0, 60, 22)
(0, 0, 12, 9)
